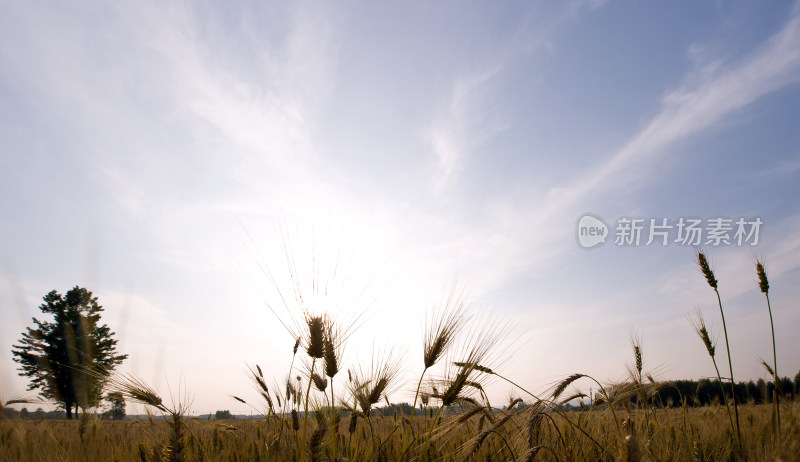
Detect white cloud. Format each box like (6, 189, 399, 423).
(484, 5, 800, 274)
(415, 2, 797, 299)
(427, 63, 508, 194)
(3, 1, 800, 411)
(555, 7, 800, 212)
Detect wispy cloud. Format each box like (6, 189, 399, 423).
(546, 7, 800, 216)
(412, 4, 800, 303)
(424, 3, 575, 196)
(0, 1, 342, 409)
(427, 63, 507, 195)
(3, 1, 800, 411)
(0, 1, 338, 215)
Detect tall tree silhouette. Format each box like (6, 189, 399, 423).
(12, 286, 127, 419)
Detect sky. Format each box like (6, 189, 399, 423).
(2, 0, 800, 415)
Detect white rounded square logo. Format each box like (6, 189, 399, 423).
(578, 215, 608, 248)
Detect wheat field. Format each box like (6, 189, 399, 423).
(1, 402, 798, 461)
(2, 254, 797, 461)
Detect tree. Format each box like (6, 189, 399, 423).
(745, 380, 758, 403)
(12, 287, 127, 419)
(756, 378, 767, 403)
(215, 410, 233, 420)
(795, 370, 800, 395)
(105, 392, 126, 420)
(696, 379, 716, 405)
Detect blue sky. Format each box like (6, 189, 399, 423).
(2, 1, 799, 414)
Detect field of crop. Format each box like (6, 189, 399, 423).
(2, 253, 797, 461)
(1, 402, 798, 461)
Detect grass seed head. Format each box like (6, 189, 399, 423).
(366, 378, 388, 408)
(453, 362, 493, 375)
(350, 351, 402, 415)
(456, 405, 485, 424)
(323, 319, 342, 378)
(248, 365, 270, 394)
(761, 359, 775, 377)
(423, 288, 468, 369)
(552, 374, 585, 400)
(348, 412, 358, 434)
(527, 413, 544, 447)
(691, 309, 715, 358)
(697, 252, 718, 290)
(437, 365, 471, 407)
(261, 391, 273, 409)
(506, 397, 523, 411)
(756, 261, 769, 294)
(306, 315, 325, 359)
(627, 332, 644, 382)
(113, 376, 165, 411)
(312, 373, 328, 392)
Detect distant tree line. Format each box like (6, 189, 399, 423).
(1, 407, 65, 420)
(2, 392, 126, 421)
(349, 374, 800, 416)
(373, 374, 800, 415)
(629, 375, 798, 408)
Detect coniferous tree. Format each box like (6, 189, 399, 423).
(12, 287, 127, 419)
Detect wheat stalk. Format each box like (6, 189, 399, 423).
(756, 259, 781, 439)
(696, 250, 741, 447)
(690, 307, 736, 440)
